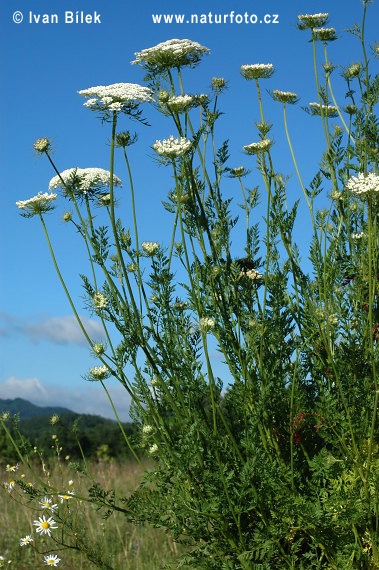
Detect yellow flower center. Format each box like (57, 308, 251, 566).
(10, 481, 15, 485)
(41, 521, 50, 529)
(44, 502, 50, 507)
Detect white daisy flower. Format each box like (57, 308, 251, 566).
(43, 554, 61, 566)
(6, 464, 19, 472)
(39, 497, 58, 512)
(33, 516, 58, 537)
(20, 536, 33, 547)
(59, 491, 75, 503)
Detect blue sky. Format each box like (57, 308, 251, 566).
(0, 0, 377, 420)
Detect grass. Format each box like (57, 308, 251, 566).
(0, 457, 192, 569)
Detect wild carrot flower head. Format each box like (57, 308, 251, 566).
(243, 139, 273, 154)
(343, 63, 361, 79)
(78, 83, 153, 116)
(346, 172, 379, 197)
(49, 167, 121, 200)
(16, 192, 57, 218)
(50, 414, 60, 425)
(271, 90, 299, 104)
(309, 102, 338, 117)
(212, 77, 226, 89)
(141, 241, 160, 256)
(240, 64, 274, 80)
(93, 291, 108, 309)
(20, 535, 33, 547)
(142, 424, 153, 434)
(88, 365, 110, 381)
(149, 443, 159, 454)
(33, 515, 58, 537)
(165, 94, 194, 112)
(345, 104, 357, 115)
(313, 27, 337, 42)
(199, 317, 216, 333)
(153, 135, 192, 159)
(297, 13, 329, 30)
(132, 38, 210, 70)
(33, 137, 52, 154)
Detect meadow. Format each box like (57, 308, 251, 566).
(0, 458, 189, 569)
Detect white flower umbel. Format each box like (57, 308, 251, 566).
(93, 291, 108, 309)
(89, 365, 110, 381)
(20, 536, 33, 547)
(346, 172, 379, 197)
(16, 192, 57, 218)
(33, 516, 58, 537)
(297, 13, 329, 30)
(43, 554, 61, 567)
(240, 64, 274, 80)
(153, 135, 192, 159)
(149, 443, 159, 454)
(313, 27, 337, 41)
(132, 38, 209, 69)
(142, 425, 153, 434)
(199, 317, 216, 333)
(239, 269, 264, 282)
(271, 90, 299, 104)
(243, 139, 273, 155)
(309, 102, 338, 117)
(39, 497, 58, 512)
(141, 241, 160, 256)
(166, 94, 194, 112)
(49, 167, 121, 195)
(78, 82, 153, 113)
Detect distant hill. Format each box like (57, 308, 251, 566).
(0, 398, 138, 462)
(0, 397, 74, 420)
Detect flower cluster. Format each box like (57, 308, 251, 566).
(78, 82, 153, 113)
(243, 139, 273, 154)
(212, 77, 226, 89)
(297, 13, 329, 30)
(49, 167, 121, 195)
(309, 102, 338, 117)
(93, 291, 108, 309)
(16, 192, 58, 218)
(271, 90, 299, 104)
(199, 317, 216, 333)
(33, 137, 52, 153)
(89, 365, 110, 380)
(240, 64, 274, 80)
(165, 94, 194, 112)
(141, 241, 160, 256)
(313, 27, 337, 42)
(240, 268, 264, 282)
(153, 135, 192, 159)
(346, 172, 379, 197)
(132, 38, 210, 70)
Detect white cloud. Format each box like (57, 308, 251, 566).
(25, 315, 104, 346)
(0, 376, 132, 421)
(0, 312, 104, 346)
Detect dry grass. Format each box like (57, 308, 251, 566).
(0, 458, 192, 569)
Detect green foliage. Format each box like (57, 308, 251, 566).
(6, 8, 379, 569)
